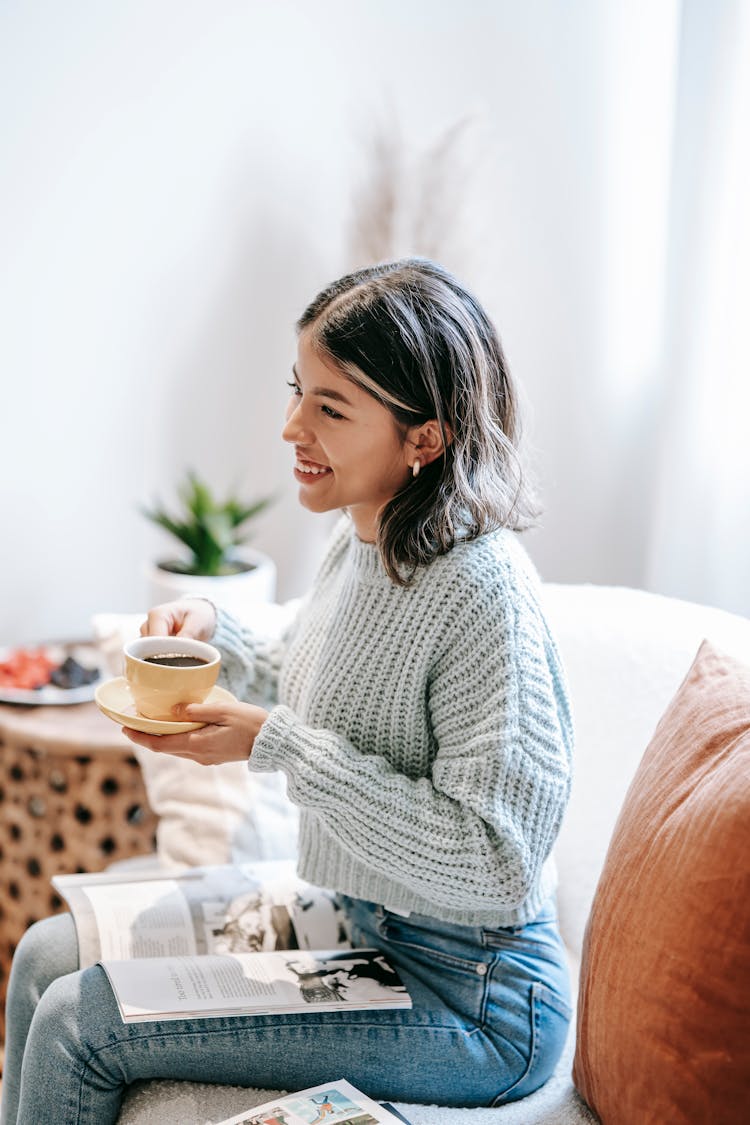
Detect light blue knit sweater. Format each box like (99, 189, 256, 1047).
(213, 518, 573, 928)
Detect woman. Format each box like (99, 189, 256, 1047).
(2, 259, 573, 1123)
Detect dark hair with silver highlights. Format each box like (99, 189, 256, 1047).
(297, 258, 539, 584)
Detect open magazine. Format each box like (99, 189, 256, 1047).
(215, 1079, 413, 1124)
(52, 861, 411, 1024)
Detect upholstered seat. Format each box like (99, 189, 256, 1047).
(112, 585, 750, 1123)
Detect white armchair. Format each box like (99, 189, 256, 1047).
(113, 584, 750, 1125)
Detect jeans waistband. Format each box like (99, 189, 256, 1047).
(338, 895, 559, 936)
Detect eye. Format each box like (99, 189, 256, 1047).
(286, 380, 302, 397)
(321, 404, 344, 420)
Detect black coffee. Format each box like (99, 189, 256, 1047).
(143, 654, 210, 668)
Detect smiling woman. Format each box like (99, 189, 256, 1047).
(2, 260, 572, 1123)
(289, 260, 537, 585)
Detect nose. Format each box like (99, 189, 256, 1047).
(282, 397, 311, 445)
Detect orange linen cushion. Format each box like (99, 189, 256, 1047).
(573, 640, 750, 1125)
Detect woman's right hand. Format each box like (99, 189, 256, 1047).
(140, 598, 217, 641)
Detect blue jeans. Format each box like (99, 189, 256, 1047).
(0, 897, 571, 1124)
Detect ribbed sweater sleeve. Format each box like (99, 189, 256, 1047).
(243, 526, 573, 927)
(212, 608, 295, 710)
(211, 525, 349, 708)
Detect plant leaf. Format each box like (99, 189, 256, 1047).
(141, 474, 275, 574)
(224, 497, 273, 530)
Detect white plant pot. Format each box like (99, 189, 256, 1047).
(146, 549, 277, 620)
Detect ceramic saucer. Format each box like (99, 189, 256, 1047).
(95, 677, 236, 735)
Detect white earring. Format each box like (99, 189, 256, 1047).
(412, 459, 421, 479)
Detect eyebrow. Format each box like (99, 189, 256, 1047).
(292, 365, 355, 407)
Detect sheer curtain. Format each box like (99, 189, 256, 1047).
(646, 0, 750, 617)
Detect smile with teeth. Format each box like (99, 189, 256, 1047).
(295, 458, 332, 477)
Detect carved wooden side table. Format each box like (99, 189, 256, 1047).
(0, 701, 158, 1063)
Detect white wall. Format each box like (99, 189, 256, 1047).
(1, 0, 680, 644)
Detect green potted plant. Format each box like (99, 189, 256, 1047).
(143, 471, 277, 614)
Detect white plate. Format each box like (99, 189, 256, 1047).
(0, 643, 104, 706)
(95, 677, 236, 735)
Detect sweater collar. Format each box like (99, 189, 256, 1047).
(347, 529, 388, 584)
(345, 524, 432, 589)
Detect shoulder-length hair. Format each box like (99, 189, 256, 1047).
(297, 258, 539, 584)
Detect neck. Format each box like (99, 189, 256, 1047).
(348, 508, 378, 543)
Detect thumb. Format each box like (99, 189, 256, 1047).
(171, 701, 228, 723)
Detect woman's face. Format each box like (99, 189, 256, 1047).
(282, 331, 413, 541)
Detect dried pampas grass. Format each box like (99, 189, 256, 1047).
(346, 110, 490, 282)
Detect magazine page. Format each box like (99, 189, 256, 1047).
(215, 1078, 412, 1124)
(53, 861, 348, 968)
(100, 948, 412, 1023)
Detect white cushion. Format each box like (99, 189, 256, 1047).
(542, 583, 750, 959)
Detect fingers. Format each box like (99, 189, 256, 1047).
(120, 701, 266, 766)
(118, 706, 231, 755)
(121, 726, 165, 750)
(171, 701, 233, 724)
(139, 599, 216, 640)
(120, 725, 209, 754)
(140, 609, 174, 637)
(175, 604, 216, 639)
(121, 723, 243, 766)
(139, 602, 182, 637)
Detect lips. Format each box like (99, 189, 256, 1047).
(294, 455, 332, 478)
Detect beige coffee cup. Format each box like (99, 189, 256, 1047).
(124, 636, 221, 721)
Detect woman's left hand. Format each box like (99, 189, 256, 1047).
(121, 699, 269, 766)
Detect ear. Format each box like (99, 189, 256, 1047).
(407, 420, 453, 469)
